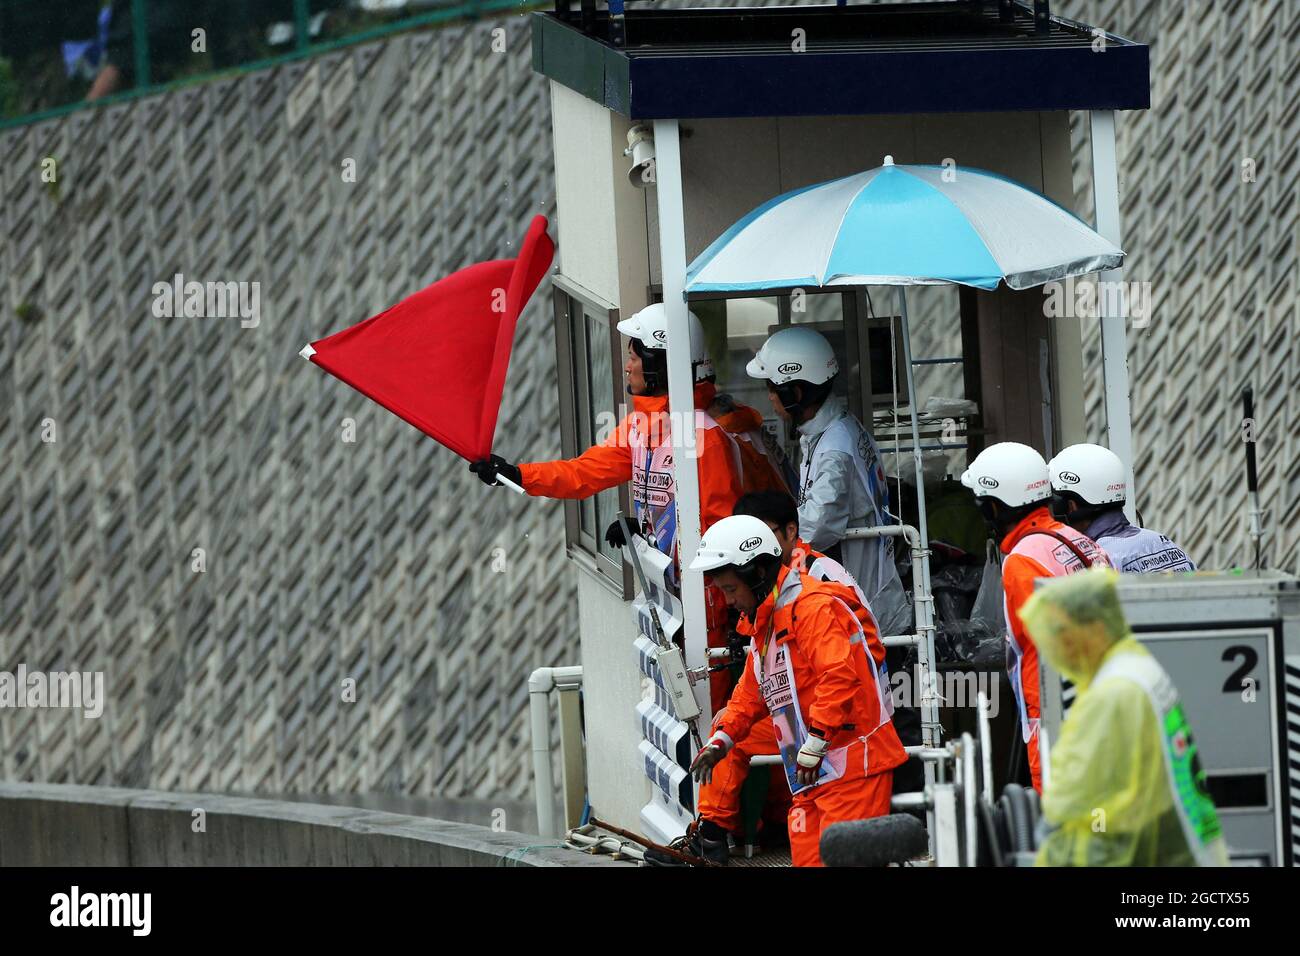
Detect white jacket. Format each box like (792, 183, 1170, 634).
(795, 396, 912, 637)
(1086, 510, 1196, 574)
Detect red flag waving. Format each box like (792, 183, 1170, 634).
(301, 215, 554, 461)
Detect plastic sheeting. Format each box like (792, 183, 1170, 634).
(1022, 569, 1227, 867)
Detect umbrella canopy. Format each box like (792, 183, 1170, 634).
(685, 157, 1123, 293)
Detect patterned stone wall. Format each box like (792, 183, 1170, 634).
(0, 14, 570, 808)
(1067, 0, 1299, 574)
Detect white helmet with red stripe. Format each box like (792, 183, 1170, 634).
(1048, 443, 1127, 506)
(745, 327, 838, 386)
(617, 303, 713, 383)
(960, 442, 1052, 508)
(688, 515, 782, 573)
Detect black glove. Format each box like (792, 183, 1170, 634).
(604, 516, 633, 550)
(469, 455, 522, 488)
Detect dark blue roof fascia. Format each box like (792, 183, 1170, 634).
(532, 4, 1150, 119)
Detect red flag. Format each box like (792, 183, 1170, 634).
(301, 216, 554, 461)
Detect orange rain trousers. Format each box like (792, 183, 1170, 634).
(789, 770, 894, 867)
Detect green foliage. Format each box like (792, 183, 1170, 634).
(15, 300, 42, 323)
(0, 56, 20, 119)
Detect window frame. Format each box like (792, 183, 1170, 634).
(551, 274, 634, 599)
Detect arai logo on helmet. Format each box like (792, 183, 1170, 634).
(978, 476, 999, 489)
(652, 330, 667, 342)
(777, 362, 803, 375)
(1058, 470, 1081, 485)
(739, 536, 763, 551)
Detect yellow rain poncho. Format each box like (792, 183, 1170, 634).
(1020, 568, 1227, 867)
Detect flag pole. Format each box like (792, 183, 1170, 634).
(495, 474, 526, 495)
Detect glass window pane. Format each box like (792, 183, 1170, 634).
(789, 291, 853, 403)
(713, 296, 780, 426)
(712, 293, 855, 467)
(869, 285, 969, 482)
(789, 289, 844, 327)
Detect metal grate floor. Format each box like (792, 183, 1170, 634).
(729, 848, 792, 867)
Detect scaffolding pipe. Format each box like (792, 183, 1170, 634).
(894, 290, 940, 755)
(960, 733, 979, 867)
(977, 690, 995, 805)
(906, 747, 953, 761)
(890, 791, 929, 812)
(842, 524, 926, 650)
(529, 665, 584, 838)
(750, 746, 951, 767)
(842, 522, 939, 744)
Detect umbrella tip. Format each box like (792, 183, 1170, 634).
(883, 154, 895, 166)
(299, 344, 316, 361)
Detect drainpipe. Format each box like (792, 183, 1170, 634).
(529, 665, 583, 837)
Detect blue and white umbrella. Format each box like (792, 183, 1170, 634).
(685, 157, 1123, 293)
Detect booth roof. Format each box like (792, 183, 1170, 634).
(531, 1, 1149, 119)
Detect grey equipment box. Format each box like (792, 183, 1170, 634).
(1039, 570, 1300, 867)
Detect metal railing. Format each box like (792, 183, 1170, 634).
(0, 0, 541, 130)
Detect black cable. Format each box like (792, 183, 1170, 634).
(978, 799, 1005, 868)
(1003, 784, 1035, 853)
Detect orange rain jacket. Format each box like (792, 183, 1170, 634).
(699, 537, 868, 829)
(788, 538, 873, 606)
(706, 536, 867, 744)
(518, 382, 742, 534)
(710, 399, 791, 496)
(715, 565, 906, 782)
(1001, 506, 1114, 791)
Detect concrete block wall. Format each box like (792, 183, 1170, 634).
(0, 17, 572, 813)
(1067, 0, 1300, 573)
(0, 782, 612, 866)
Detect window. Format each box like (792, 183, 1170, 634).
(552, 276, 633, 596)
(690, 290, 874, 464)
(689, 288, 971, 473)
